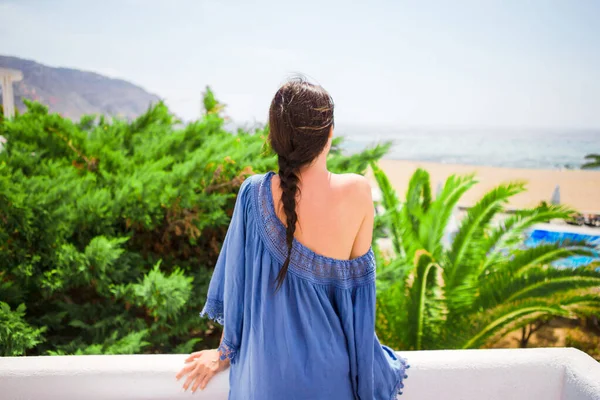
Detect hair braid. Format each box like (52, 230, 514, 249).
(275, 156, 300, 290)
(268, 77, 334, 291)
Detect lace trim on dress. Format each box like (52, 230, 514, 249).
(252, 171, 376, 289)
(199, 298, 224, 325)
(218, 338, 238, 364)
(199, 300, 239, 364)
(391, 356, 410, 398)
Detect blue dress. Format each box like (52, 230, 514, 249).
(200, 172, 409, 399)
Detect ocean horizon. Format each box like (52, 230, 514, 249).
(337, 126, 600, 170)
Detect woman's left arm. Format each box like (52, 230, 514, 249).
(176, 331, 230, 393)
(176, 177, 253, 393)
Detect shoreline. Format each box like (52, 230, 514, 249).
(369, 159, 600, 212)
(380, 155, 587, 172)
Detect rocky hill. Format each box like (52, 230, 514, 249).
(0, 55, 160, 120)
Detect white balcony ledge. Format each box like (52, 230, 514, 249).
(1, 347, 599, 400)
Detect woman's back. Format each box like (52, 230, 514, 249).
(270, 171, 374, 261)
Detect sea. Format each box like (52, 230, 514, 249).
(338, 126, 600, 170)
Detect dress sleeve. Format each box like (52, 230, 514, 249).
(199, 177, 252, 364)
(338, 279, 410, 399)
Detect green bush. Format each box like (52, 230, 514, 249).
(0, 89, 388, 356)
(0, 302, 45, 356)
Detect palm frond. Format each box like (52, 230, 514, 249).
(329, 142, 392, 174)
(447, 182, 525, 279)
(553, 290, 600, 316)
(462, 298, 570, 348)
(480, 205, 573, 273)
(394, 169, 435, 261)
(373, 243, 412, 349)
(405, 168, 432, 217)
(421, 279, 448, 349)
(374, 245, 410, 291)
(506, 267, 600, 302)
(496, 240, 593, 275)
(582, 153, 600, 169)
(406, 250, 446, 350)
(418, 173, 477, 259)
(370, 162, 404, 256)
(472, 290, 600, 348)
(376, 281, 410, 349)
(444, 182, 525, 315)
(486, 313, 556, 348)
(478, 246, 598, 309)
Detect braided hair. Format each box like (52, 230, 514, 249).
(268, 78, 334, 291)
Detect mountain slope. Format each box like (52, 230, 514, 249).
(0, 55, 160, 120)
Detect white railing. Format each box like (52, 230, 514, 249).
(1, 347, 599, 399)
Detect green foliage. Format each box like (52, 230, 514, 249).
(582, 153, 600, 169)
(203, 86, 225, 115)
(372, 163, 600, 352)
(0, 302, 45, 356)
(0, 89, 386, 356)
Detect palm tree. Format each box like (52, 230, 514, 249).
(582, 153, 600, 169)
(371, 163, 600, 351)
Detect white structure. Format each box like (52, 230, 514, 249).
(0, 68, 23, 119)
(0, 348, 599, 399)
(552, 184, 561, 205)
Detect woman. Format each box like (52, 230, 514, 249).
(176, 78, 409, 399)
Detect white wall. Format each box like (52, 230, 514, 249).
(0, 348, 598, 400)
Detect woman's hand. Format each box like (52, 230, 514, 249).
(176, 349, 230, 393)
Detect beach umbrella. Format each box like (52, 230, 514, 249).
(551, 185, 561, 205)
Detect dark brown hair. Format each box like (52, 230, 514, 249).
(268, 78, 334, 290)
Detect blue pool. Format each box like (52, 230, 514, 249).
(525, 229, 600, 268)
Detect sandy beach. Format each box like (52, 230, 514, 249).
(371, 159, 600, 212)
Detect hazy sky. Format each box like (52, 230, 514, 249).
(1, 0, 599, 129)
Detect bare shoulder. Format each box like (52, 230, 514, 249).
(331, 173, 373, 204)
(331, 173, 374, 256)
